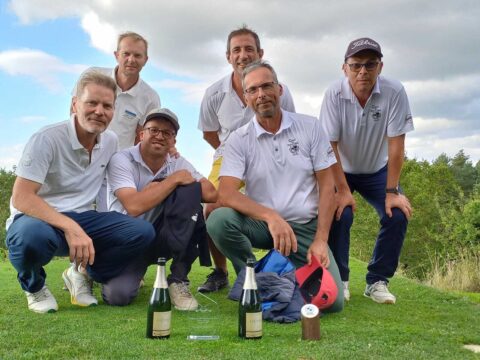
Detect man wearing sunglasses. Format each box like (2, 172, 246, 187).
(319, 37, 414, 304)
(105, 108, 217, 310)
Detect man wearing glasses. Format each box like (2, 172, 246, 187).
(105, 108, 217, 309)
(207, 61, 344, 313)
(319, 37, 414, 304)
(197, 26, 296, 294)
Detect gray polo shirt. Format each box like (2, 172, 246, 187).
(319, 76, 414, 174)
(107, 144, 204, 222)
(6, 116, 118, 229)
(220, 110, 336, 223)
(198, 74, 296, 159)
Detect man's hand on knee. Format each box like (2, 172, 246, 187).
(266, 214, 297, 256)
(64, 223, 96, 268)
(385, 193, 412, 219)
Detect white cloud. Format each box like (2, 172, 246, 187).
(0, 49, 86, 91)
(0, 144, 24, 171)
(155, 79, 210, 105)
(19, 115, 48, 124)
(80, 11, 117, 53)
(6, 0, 480, 163)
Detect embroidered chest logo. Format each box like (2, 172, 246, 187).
(370, 105, 382, 121)
(288, 138, 300, 155)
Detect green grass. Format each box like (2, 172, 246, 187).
(1, 258, 479, 360)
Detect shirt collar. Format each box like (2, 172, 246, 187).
(68, 114, 103, 150)
(220, 73, 235, 94)
(113, 66, 142, 97)
(131, 143, 172, 176)
(253, 109, 293, 138)
(340, 76, 381, 102)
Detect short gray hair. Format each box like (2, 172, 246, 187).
(117, 31, 148, 55)
(75, 71, 117, 101)
(241, 60, 279, 91)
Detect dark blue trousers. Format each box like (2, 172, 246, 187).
(328, 165, 408, 285)
(6, 210, 155, 293)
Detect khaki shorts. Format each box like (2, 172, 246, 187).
(208, 157, 245, 191)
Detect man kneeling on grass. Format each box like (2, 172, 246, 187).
(5, 72, 155, 314)
(106, 108, 217, 310)
(206, 61, 344, 313)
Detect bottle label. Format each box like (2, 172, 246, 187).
(152, 311, 171, 336)
(245, 312, 262, 338)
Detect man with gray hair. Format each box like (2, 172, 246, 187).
(6, 72, 155, 314)
(207, 61, 343, 313)
(73, 31, 161, 212)
(319, 37, 414, 304)
(197, 25, 295, 293)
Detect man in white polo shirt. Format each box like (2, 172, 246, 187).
(74, 31, 160, 212)
(207, 61, 344, 313)
(319, 37, 414, 304)
(197, 25, 295, 293)
(106, 108, 217, 310)
(5, 72, 155, 314)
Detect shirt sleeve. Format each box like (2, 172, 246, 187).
(138, 89, 161, 126)
(310, 120, 337, 171)
(106, 152, 138, 194)
(280, 84, 296, 112)
(198, 91, 221, 132)
(386, 86, 414, 137)
(318, 86, 341, 142)
(15, 131, 54, 184)
(219, 131, 246, 181)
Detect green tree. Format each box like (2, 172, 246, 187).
(0, 168, 16, 250)
(450, 150, 477, 197)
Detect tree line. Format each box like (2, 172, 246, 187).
(1, 150, 479, 287)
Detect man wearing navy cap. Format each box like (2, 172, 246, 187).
(319, 37, 414, 304)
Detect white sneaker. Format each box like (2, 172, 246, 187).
(169, 282, 198, 311)
(364, 281, 396, 304)
(343, 281, 351, 302)
(25, 286, 58, 314)
(62, 266, 98, 307)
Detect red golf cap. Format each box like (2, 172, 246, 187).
(296, 256, 338, 310)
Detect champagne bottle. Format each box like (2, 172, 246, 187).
(146, 257, 171, 339)
(238, 258, 262, 339)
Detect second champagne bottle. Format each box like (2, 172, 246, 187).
(146, 257, 171, 339)
(238, 258, 262, 339)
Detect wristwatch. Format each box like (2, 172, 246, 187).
(385, 187, 399, 195)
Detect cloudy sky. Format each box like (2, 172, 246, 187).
(1, 0, 479, 176)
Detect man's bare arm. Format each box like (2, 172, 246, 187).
(199, 178, 217, 203)
(203, 131, 221, 149)
(386, 134, 412, 219)
(307, 167, 336, 267)
(115, 170, 195, 217)
(12, 177, 95, 268)
(331, 141, 356, 219)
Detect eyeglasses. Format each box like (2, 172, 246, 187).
(244, 81, 278, 95)
(345, 61, 380, 72)
(144, 127, 176, 139)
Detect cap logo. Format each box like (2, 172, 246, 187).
(351, 39, 379, 50)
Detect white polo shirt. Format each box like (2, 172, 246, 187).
(6, 116, 118, 229)
(319, 76, 414, 174)
(220, 110, 336, 223)
(73, 67, 161, 150)
(198, 74, 296, 160)
(107, 144, 204, 222)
